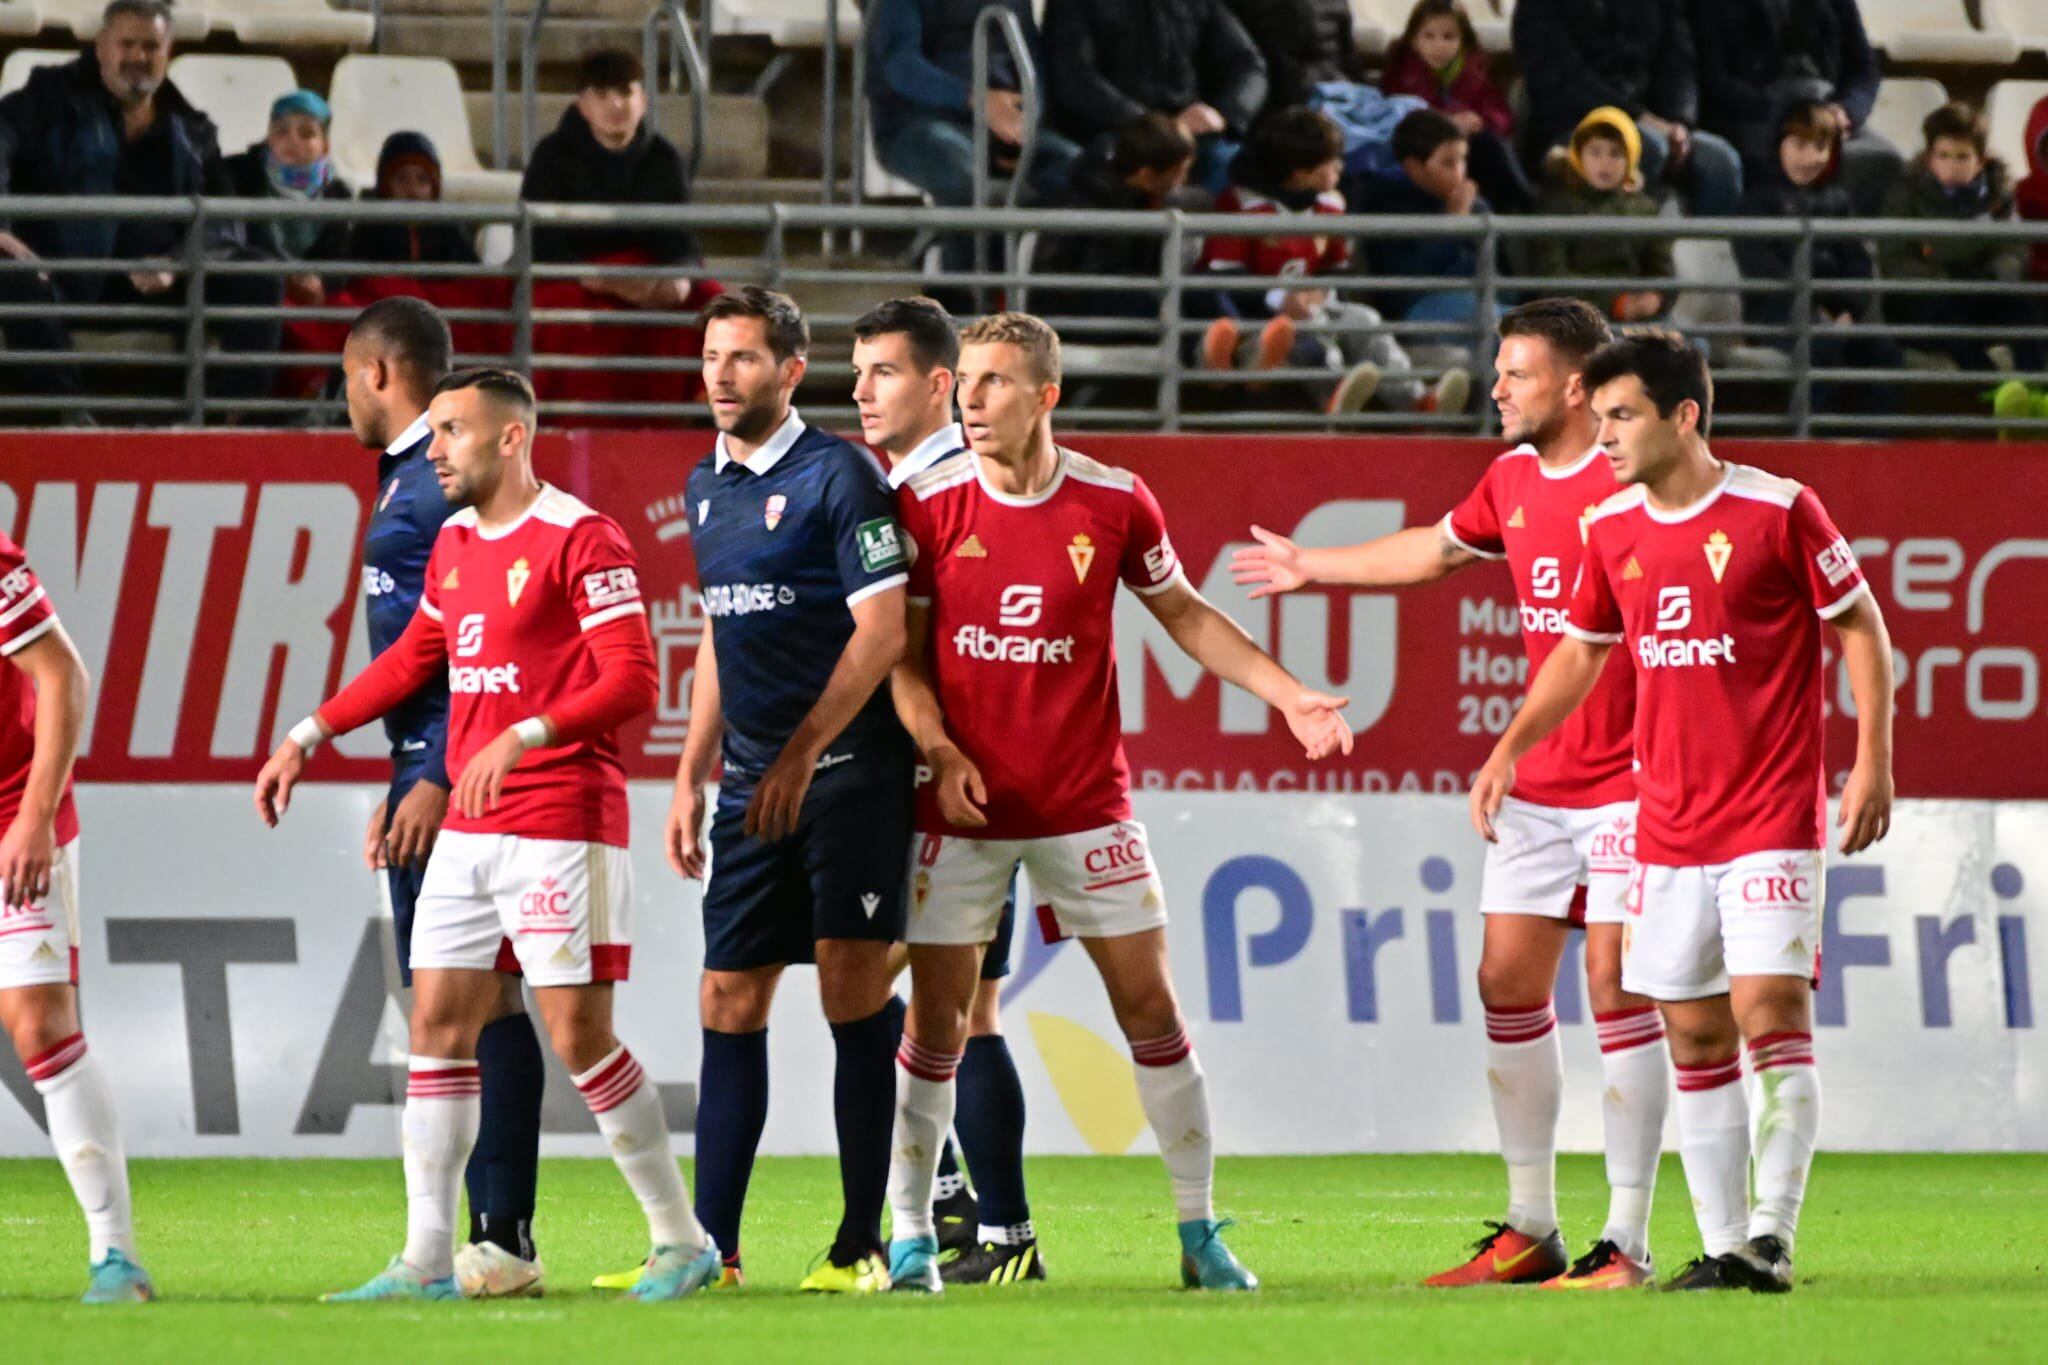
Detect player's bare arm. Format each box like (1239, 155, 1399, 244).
(1830, 591, 1896, 855)
(0, 625, 86, 906)
(889, 601, 986, 829)
(1140, 577, 1354, 761)
(667, 615, 722, 879)
(1469, 635, 1610, 841)
(1231, 522, 1478, 598)
(744, 584, 909, 844)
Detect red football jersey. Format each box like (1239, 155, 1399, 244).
(1445, 444, 1635, 808)
(1198, 187, 1351, 280)
(0, 535, 78, 846)
(420, 487, 647, 846)
(1567, 464, 1869, 865)
(899, 448, 1181, 839)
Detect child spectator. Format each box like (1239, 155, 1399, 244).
(349, 132, 478, 267)
(1378, 0, 1530, 212)
(1879, 102, 2040, 375)
(1199, 107, 1468, 415)
(1734, 99, 1899, 417)
(223, 90, 352, 307)
(1529, 107, 1672, 323)
(1350, 109, 1492, 362)
(2016, 92, 2048, 287)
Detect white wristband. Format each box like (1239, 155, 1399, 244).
(288, 716, 325, 753)
(513, 717, 550, 749)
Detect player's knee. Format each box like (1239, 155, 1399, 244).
(1663, 1012, 1737, 1063)
(700, 970, 772, 1032)
(1110, 983, 1181, 1043)
(1475, 957, 1541, 1011)
(6, 1013, 78, 1065)
(1584, 958, 1630, 1016)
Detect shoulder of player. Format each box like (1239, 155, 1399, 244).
(1719, 462, 1807, 511)
(1058, 447, 1142, 497)
(1585, 483, 1647, 527)
(903, 449, 978, 503)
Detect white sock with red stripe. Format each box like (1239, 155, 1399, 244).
(1595, 1006, 1669, 1262)
(27, 1034, 136, 1263)
(887, 1035, 961, 1241)
(1747, 1032, 1819, 1250)
(1130, 1027, 1213, 1223)
(401, 1056, 481, 1278)
(1484, 1000, 1562, 1238)
(573, 1043, 707, 1253)
(1673, 1055, 1750, 1256)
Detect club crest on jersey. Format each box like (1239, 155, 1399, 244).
(1068, 533, 1096, 583)
(507, 556, 531, 605)
(1506, 505, 1525, 529)
(764, 493, 787, 530)
(1704, 530, 1733, 583)
(955, 533, 987, 558)
(1621, 556, 1643, 582)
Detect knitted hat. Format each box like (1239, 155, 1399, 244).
(269, 89, 332, 126)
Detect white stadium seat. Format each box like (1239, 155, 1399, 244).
(38, 0, 207, 39)
(0, 1, 42, 35)
(1980, 0, 2048, 57)
(328, 55, 521, 201)
(705, 0, 859, 46)
(1985, 80, 2048, 180)
(0, 46, 71, 94)
(168, 54, 297, 156)
(1458, 0, 1512, 55)
(1858, 0, 2020, 64)
(201, 0, 372, 48)
(1865, 78, 1950, 161)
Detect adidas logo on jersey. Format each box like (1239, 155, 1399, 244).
(31, 940, 57, 960)
(443, 567, 460, 589)
(955, 534, 987, 558)
(1506, 506, 1525, 529)
(1621, 556, 1643, 581)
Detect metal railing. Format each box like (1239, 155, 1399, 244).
(0, 195, 2042, 435)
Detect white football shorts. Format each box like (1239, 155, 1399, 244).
(0, 837, 79, 990)
(1622, 848, 1825, 1001)
(410, 831, 633, 986)
(908, 820, 1168, 946)
(1480, 797, 1636, 926)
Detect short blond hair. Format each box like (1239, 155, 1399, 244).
(959, 311, 1062, 387)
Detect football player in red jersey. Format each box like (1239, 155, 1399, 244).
(1473, 333, 1895, 1294)
(882, 312, 1352, 1293)
(1236, 299, 1668, 1289)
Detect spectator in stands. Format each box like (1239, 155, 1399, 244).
(1879, 103, 2041, 376)
(866, 0, 1080, 238)
(1734, 99, 1899, 418)
(224, 91, 352, 308)
(349, 132, 479, 267)
(1513, 0, 1741, 216)
(1222, 0, 1364, 113)
(1198, 107, 1467, 415)
(0, 0, 282, 415)
(1041, 0, 1267, 193)
(1691, 0, 1898, 216)
(1350, 109, 1493, 362)
(1528, 108, 1672, 324)
(1378, 0, 1531, 213)
(2016, 94, 2048, 289)
(520, 47, 723, 422)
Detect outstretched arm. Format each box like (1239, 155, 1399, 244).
(1140, 577, 1352, 759)
(1231, 521, 1480, 597)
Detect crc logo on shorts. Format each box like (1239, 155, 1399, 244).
(1529, 555, 1561, 600)
(455, 613, 486, 658)
(998, 584, 1044, 627)
(1587, 816, 1635, 873)
(583, 566, 641, 608)
(1739, 859, 1814, 911)
(0, 897, 53, 928)
(518, 876, 572, 931)
(1081, 825, 1152, 888)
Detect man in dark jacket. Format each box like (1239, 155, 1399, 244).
(1690, 0, 1899, 215)
(0, 0, 282, 415)
(1513, 0, 1742, 214)
(1041, 0, 1268, 193)
(1223, 0, 1362, 113)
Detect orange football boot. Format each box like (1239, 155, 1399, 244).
(1541, 1239, 1654, 1290)
(1422, 1222, 1568, 1287)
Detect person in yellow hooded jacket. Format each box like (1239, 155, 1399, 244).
(1528, 107, 1673, 324)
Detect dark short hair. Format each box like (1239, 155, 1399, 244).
(576, 46, 644, 93)
(1246, 107, 1343, 182)
(1392, 108, 1465, 165)
(1498, 297, 1612, 370)
(102, 0, 172, 27)
(432, 366, 538, 418)
(1582, 331, 1713, 436)
(1113, 111, 1196, 176)
(1779, 100, 1841, 149)
(349, 296, 452, 385)
(1922, 100, 1987, 157)
(701, 285, 809, 363)
(853, 296, 960, 373)
(1395, 0, 1479, 61)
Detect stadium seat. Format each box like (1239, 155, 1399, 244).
(1985, 80, 2048, 180)
(168, 54, 297, 157)
(0, 1, 42, 35)
(1345, 0, 1391, 57)
(1858, 0, 2020, 64)
(705, 0, 860, 47)
(1866, 78, 1950, 162)
(0, 46, 70, 94)
(201, 0, 372, 47)
(328, 55, 521, 201)
(38, 0, 208, 39)
(1458, 0, 1512, 55)
(1981, 0, 2048, 55)
(862, 123, 929, 203)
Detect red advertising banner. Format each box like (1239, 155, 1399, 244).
(2, 432, 2043, 797)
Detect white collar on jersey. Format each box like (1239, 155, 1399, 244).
(1536, 443, 1604, 480)
(384, 410, 431, 457)
(886, 422, 966, 489)
(715, 407, 805, 476)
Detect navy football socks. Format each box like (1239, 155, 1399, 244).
(694, 1025, 770, 1263)
(956, 1034, 1031, 1228)
(466, 1009, 545, 1260)
(829, 1006, 896, 1261)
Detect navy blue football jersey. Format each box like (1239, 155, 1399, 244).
(361, 413, 453, 784)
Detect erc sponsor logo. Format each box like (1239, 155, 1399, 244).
(702, 582, 793, 617)
(953, 624, 1075, 664)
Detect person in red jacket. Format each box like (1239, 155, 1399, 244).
(2016, 92, 2048, 286)
(1379, 0, 1531, 211)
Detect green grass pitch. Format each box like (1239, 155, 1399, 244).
(4, 1154, 2045, 1362)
